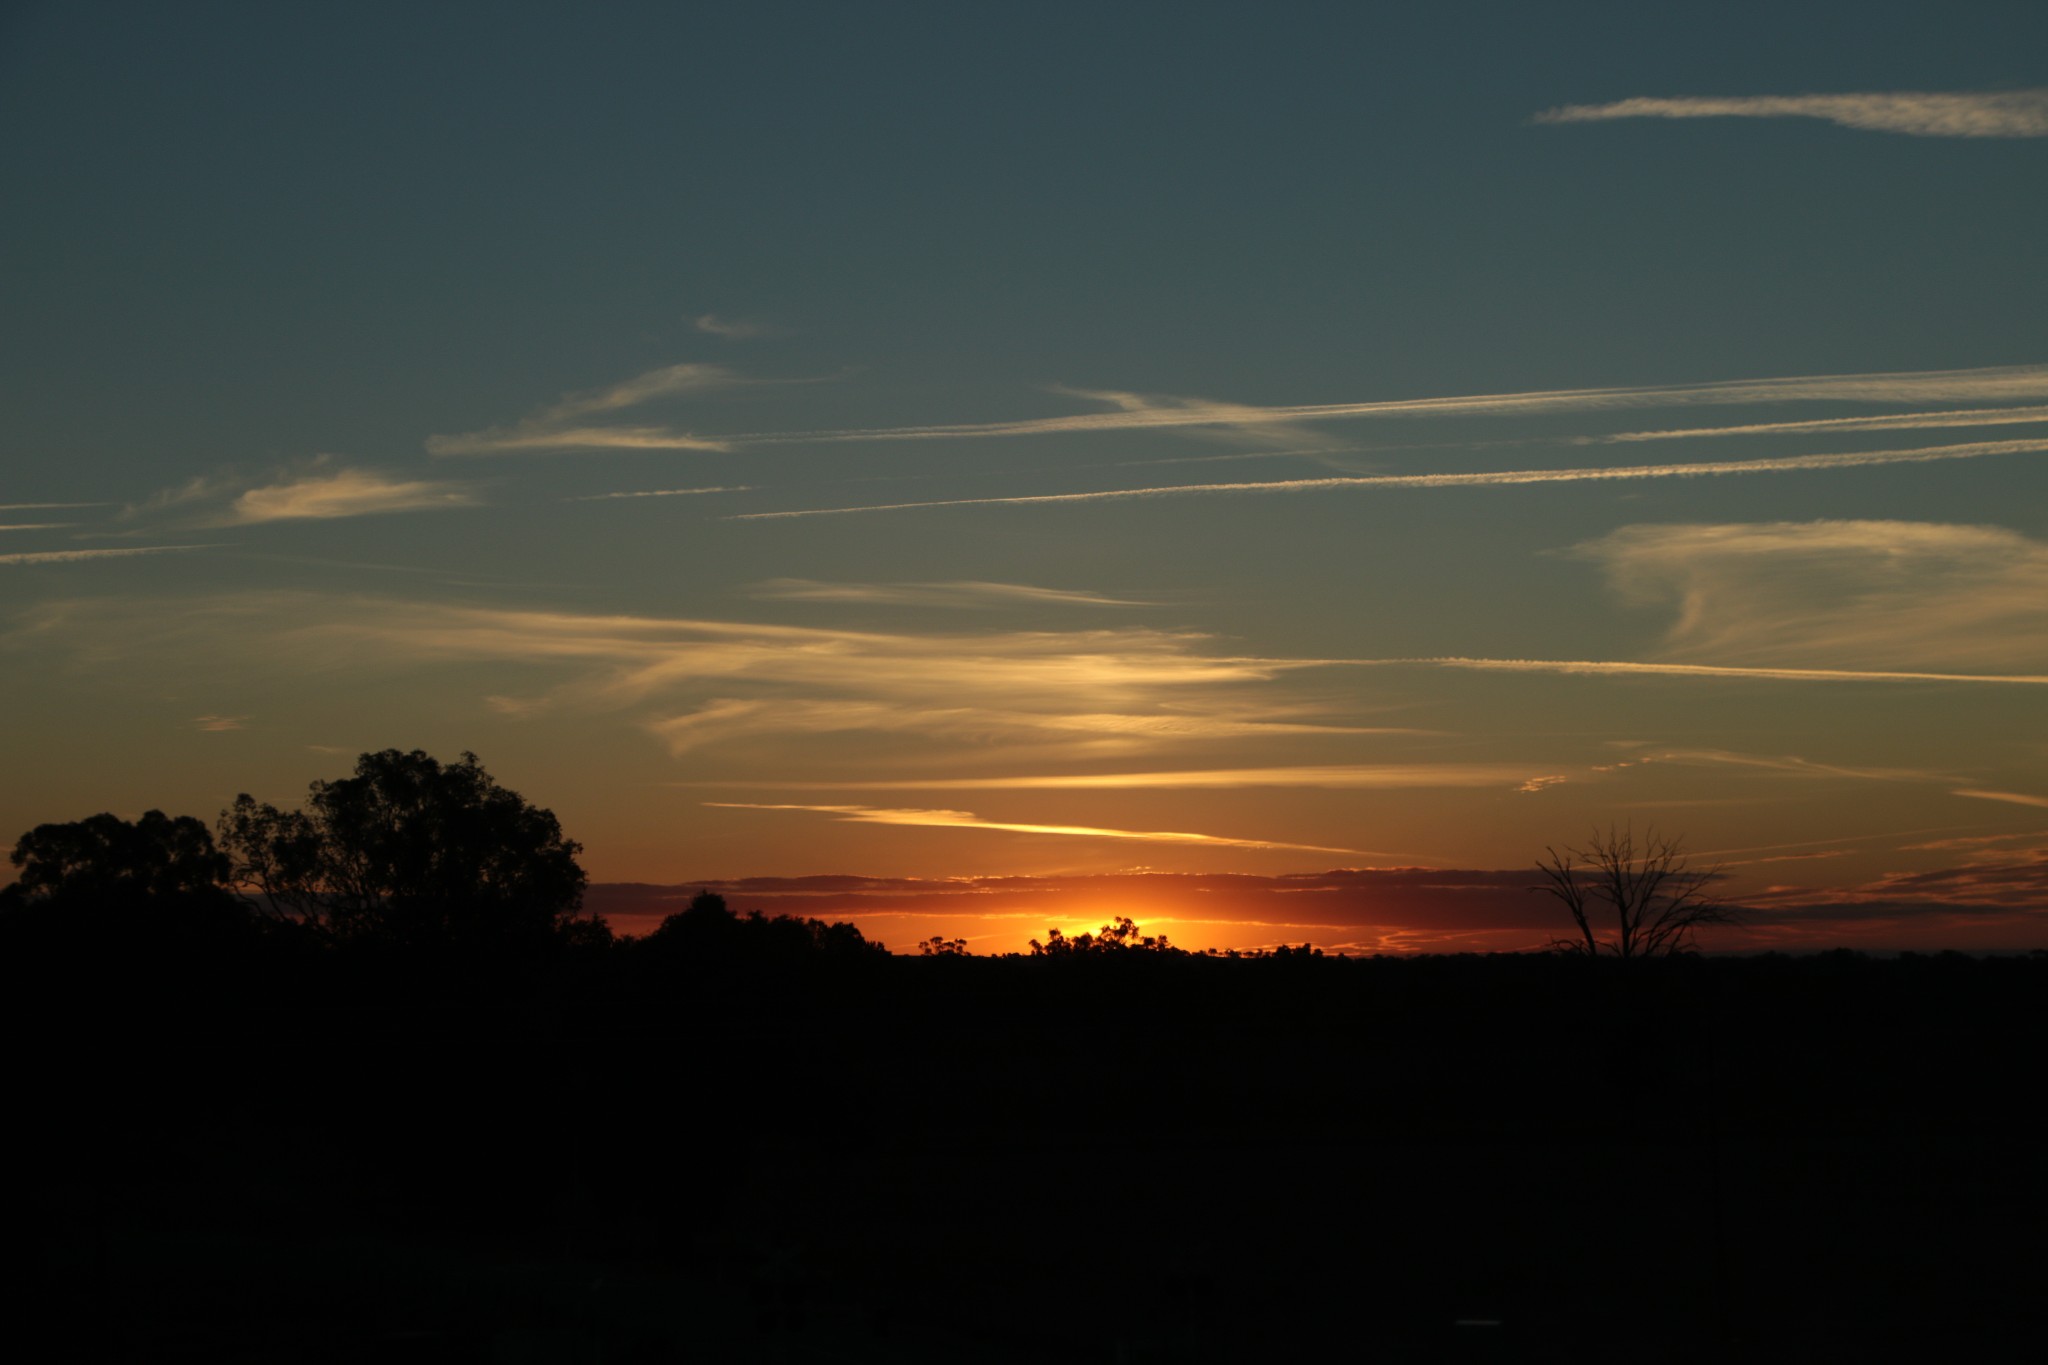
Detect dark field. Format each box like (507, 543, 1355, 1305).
(11, 946, 2045, 1363)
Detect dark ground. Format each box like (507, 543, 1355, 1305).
(8, 945, 2045, 1363)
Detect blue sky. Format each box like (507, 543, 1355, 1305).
(5, 2, 2047, 950)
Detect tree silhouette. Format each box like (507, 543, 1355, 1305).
(0, 809, 246, 954)
(217, 749, 591, 947)
(1029, 916, 1176, 956)
(1535, 826, 1737, 958)
(642, 889, 885, 959)
(5, 810, 229, 906)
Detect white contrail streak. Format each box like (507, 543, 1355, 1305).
(706, 802, 1362, 854)
(1603, 404, 2048, 443)
(1350, 658, 2048, 685)
(0, 544, 209, 566)
(1534, 90, 2048, 139)
(688, 764, 1533, 791)
(567, 486, 754, 501)
(724, 363, 2048, 445)
(1951, 789, 2048, 810)
(728, 437, 2048, 521)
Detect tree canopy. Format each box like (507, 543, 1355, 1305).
(640, 889, 885, 960)
(0, 809, 245, 954)
(217, 749, 590, 948)
(5, 810, 230, 907)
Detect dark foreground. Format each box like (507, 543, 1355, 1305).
(10, 945, 2045, 1363)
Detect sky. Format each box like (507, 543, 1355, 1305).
(4, 2, 2047, 953)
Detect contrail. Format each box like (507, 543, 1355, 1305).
(1348, 658, 2048, 686)
(723, 362, 2048, 445)
(729, 436, 2048, 521)
(0, 544, 210, 566)
(1534, 90, 2048, 139)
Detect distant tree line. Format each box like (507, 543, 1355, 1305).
(0, 749, 1369, 968)
(0, 750, 889, 964)
(0, 751, 1755, 968)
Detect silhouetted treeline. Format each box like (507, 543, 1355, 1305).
(8, 884, 2045, 1363)
(6, 765, 2045, 1361)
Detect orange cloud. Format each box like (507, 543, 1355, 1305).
(705, 802, 1366, 855)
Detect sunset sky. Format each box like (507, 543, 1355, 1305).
(5, 3, 2046, 953)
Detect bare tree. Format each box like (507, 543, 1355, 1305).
(1535, 826, 1737, 958)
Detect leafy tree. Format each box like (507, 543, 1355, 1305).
(0, 810, 245, 951)
(918, 935, 970, 956)
(642, 890, 885, 959)
(1535, 826, 1737, 958)
(5, 810, 230, 907)
(217, 749, 592, 947)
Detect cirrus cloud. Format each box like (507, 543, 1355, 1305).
(0, 544, 209, 567)
(1534, 89, 2048, 139)
(1571, 520, 2048, 673)
(229, 468, 477, 524)
(705, 801, 1366, 855)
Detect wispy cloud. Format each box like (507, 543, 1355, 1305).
(1747, 842, 2048, 918)
(730, 437, 2048, 520)
(0, 523, 77, 532)
(1572, 520, 2048, 672)
(1044, 386, 1325, 447)
(294, 606, 1294, 709)
(1601, 405, 2048, 443)
(34, 594, 1370, 765)
(427, 362, 744, 456)
(1603, 747, 1957, 784)
(687, 763, 1514, 791)
(229, 468, 477, 524)
(567, 485, 753, 501)
(428, 424, 730, 456)
(1952, 789, 2048, 811)
(1344, 657, 2048, 686)
(427, 360, 844, 456)
(0, 502, 111, 511)
(1534, 90, 2048, 139)
(706, 802, 1364, 854)
(693, 313, 783, 339)
(529, 362, 744, 420)
(192, 714, 246, 732)
(0, 545, 208, 567)
(1902, 830, 2048, 853)
(745, 579, 1152, 609)
(727, 362, 2048, 446)
(120, 462, 477, 529)
(645, 701, 1391, 755)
